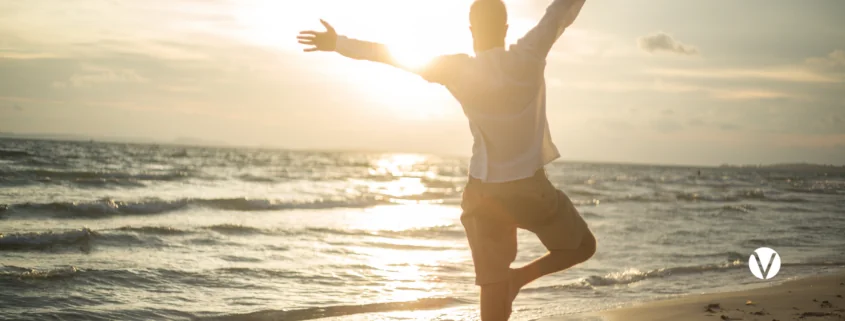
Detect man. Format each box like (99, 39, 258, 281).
(297, 0, 596, 320)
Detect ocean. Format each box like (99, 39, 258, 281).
(1, 138, 843, 321)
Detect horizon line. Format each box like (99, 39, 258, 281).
(1, 132, 842, 168)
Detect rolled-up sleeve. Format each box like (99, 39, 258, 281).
(335, 36, 392, 62)
(335, 35, 470, 86)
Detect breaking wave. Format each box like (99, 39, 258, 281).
(0, 228, 157, 252)
(0, 224, 467, 252)
(2, 197, 388, 218)
(0, 229, 97, 251)
(523, 260, 845, 293)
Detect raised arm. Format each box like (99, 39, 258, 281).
(297, 20, 468, 85)
(513, 0, 587, 59)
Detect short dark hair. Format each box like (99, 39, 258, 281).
(470, 0, 508, 27)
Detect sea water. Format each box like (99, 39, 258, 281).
(1, 138, 843, 320)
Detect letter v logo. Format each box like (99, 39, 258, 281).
(749, 247, 781, 280)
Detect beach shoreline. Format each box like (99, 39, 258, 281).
(545, 271, 845, 321)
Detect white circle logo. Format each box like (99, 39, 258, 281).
(749, 247, 781, 280)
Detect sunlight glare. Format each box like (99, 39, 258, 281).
(351, 204, 456, 231)
(231, 0, 476, 118)
(389, 45, 438, 71)
(374, 154, 427, 176)
(361, 154, 435, 201)
(232, 0, 482, 118)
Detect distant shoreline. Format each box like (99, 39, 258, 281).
(0, 132, 232, 150)
(1, 134, 842, 169)
(718, 163, 845, 172)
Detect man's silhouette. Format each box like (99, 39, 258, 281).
(298, 1, 596, 320)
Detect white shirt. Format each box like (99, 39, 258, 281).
(335, 0, 587, 183)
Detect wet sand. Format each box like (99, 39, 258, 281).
(546, 271, 845, 321)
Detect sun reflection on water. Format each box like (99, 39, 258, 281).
(363, 246, 461, 303)
(360, 154, 448, 204)
(345, 203, 466, 305)
(352, 204, 457, 231)
(370, 154, 428, 176)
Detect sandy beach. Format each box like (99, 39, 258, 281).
(548, 272, 845, 321)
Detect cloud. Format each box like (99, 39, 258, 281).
(568, 80, 644, 93)
(649, 50, 845, 84)
(774, 133, 845, 149)
(0, 51, 60, 60)
(569, 80, 794, 101)
(688, 118, 705, 127)
(648, 66, 839, 83)
(591, 117, 635, 132)
(53, 64, 148, 88)
(638, 32, 698, 55)
(709, 90, 791, 101)
(805, 50, 845, 68)
(717, 123, 741, 131)
(684, 118, 742, 131)
(650, 112, 740, 133)
(2, 103, 23, 112)
(650, 118, 684, 133)
(0, 102, 23, 112)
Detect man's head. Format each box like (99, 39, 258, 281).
(469, 0, 509, 52)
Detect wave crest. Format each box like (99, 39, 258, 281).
(4, 197, 387, 218)
(205, 224, 265, 235)
(116, 226, 192, 235)
(0, 228, 96, 251)
(525, 260, 845, 294)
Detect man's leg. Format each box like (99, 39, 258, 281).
(460, 210, 518, 321)
(511, 230, 596, 292)
(480, 282, 511, 321)
(508, 188, 597, 299)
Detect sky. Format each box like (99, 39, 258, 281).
(1, 0, 844, 165)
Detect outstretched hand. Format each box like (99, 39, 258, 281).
(297, 20, 337, 52)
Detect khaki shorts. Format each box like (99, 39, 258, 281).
(460, 169, 590, 285)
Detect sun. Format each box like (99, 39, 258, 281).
(389, 45, 438, 71)
(231, 0, 474, 117)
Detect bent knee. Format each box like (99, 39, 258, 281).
(577, 230, 597, 262)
